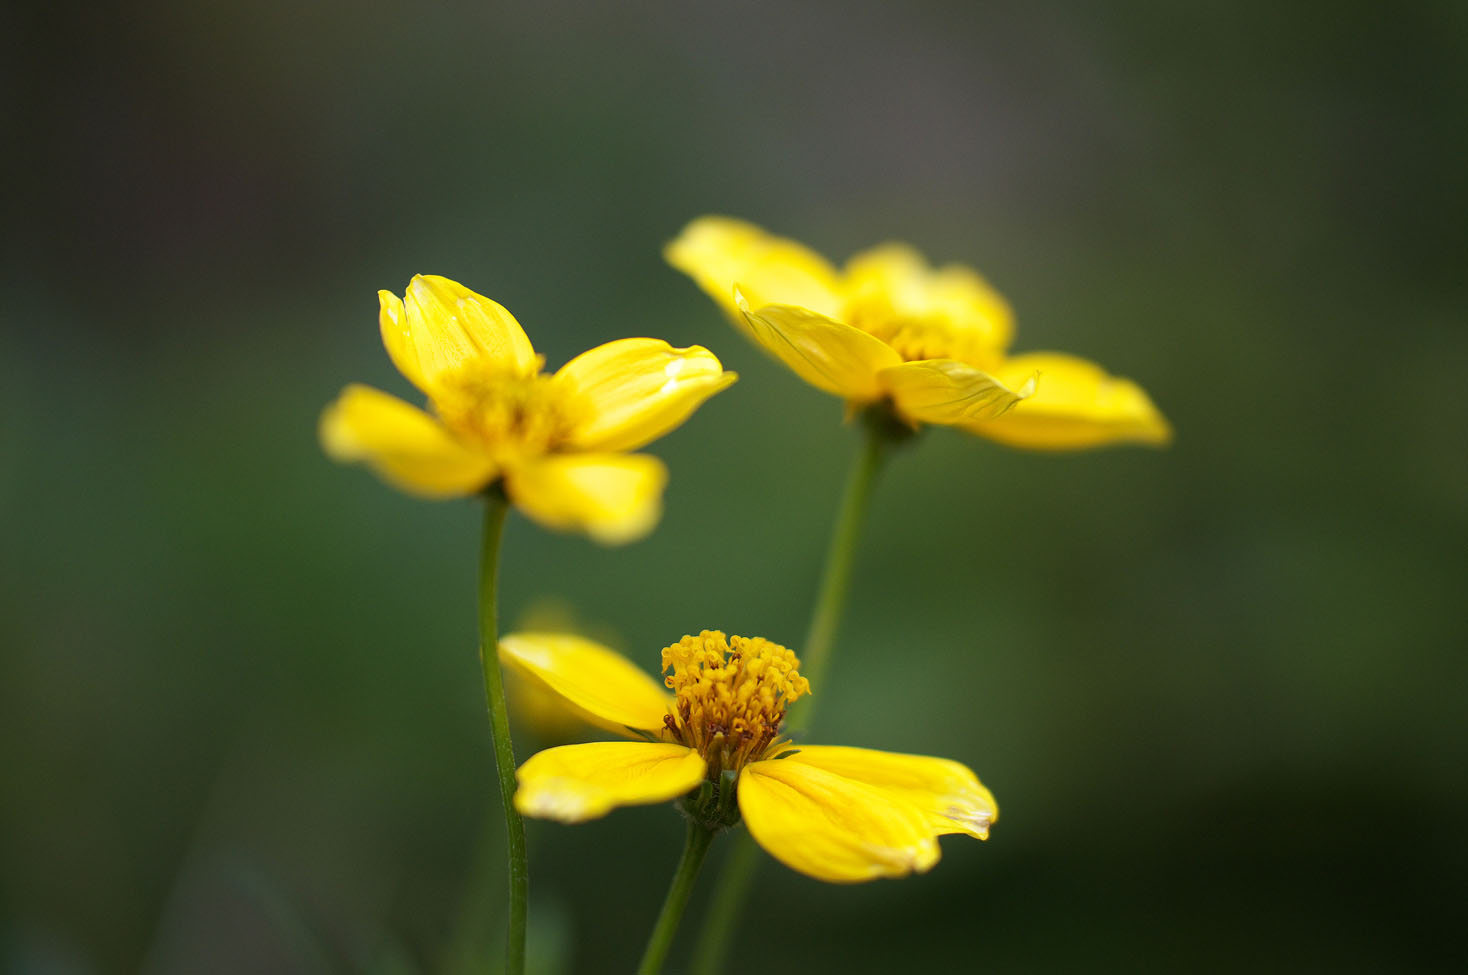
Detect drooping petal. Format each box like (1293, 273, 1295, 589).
(498, 631, 673, 736)
(319, 384, 496, 497)
(878, 358, 1034, 427)
(782, 746, 997, 840)
(556, 338, 738, 452)
(737, 293, 903, 401)
(665, 216, 845, 327)
(397, 275, 539, 393)
(503, 453, 667, 545)
(843, 243, 1014, 354)
(514, 742, 707, 823)
(964, 352, 1173, 450)
(738, 759, 940, 883)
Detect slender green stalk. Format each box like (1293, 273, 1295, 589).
(687, 837, 759, 975)
(477, 492, 528, 975)
(690, 421, 892, 975)
(789, 420, 889, 734)
(638, 819, 717, 975)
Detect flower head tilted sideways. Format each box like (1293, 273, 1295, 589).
(499, 629, 997, 883)
(666, 216, 1171, 450)
(320, 275, 737, 543)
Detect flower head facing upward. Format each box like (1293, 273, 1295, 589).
(501, 630, 996, 883)
(666, 216, 1171, 449)
(661, 634, 809, 776)
(320, 275, 737, 544)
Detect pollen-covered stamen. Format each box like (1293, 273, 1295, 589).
(661, 631, 810, 777)
(433, 369, 584, 462)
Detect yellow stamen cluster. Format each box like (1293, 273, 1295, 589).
(434, 369, 583, 462)
(845, 302, 1001, 371)
(661, 630, 810, 775)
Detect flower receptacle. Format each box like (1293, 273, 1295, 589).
(677, 773, 743, 834)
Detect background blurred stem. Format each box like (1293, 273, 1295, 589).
(478, 490, 528, 975)
(638, 819, 717, 975)
(687, 837, 759, 975)
(690, 419, 891, 975)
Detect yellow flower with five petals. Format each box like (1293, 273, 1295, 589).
(500, 629, 997, 883)
(320, 275, 737, 544)
(666, 216, 1170, 449)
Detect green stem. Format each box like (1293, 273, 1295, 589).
(689, 422, 891, 975)
(792, 419, 889, 732)
(477, 492, 528, 975)
(637, 819, 717, 975)
(687, 837, 759, 975)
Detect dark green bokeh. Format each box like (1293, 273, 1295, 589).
(4, 2, 1465, 972)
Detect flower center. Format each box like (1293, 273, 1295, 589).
(661, 630, 810, 776)
(845, 300, 1003, 371)
(433, 369, 583, 463)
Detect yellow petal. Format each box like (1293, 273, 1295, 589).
(965, 352, 1173, 450)
(503, 453, 667, 545)
(514, 742, 707, 823)
(843, 243, 1014, 353)
(738, 759, 940, 883)
(556, 338, 738, 452)
(504, 665, 588, 742)
(378, 289, 432, 395)
(498, 631, 672, 735)
(737, 294, 903, 401)
(319, 384, 496, 497)
(783, 746, 997, 840)
(396, 275, 539, 393)
(665, 216, 844, 326)
(877, 358, 1034, 427)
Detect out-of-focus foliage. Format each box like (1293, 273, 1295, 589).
(3, 2, 1464, 972)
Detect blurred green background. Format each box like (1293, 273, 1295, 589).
(4, 1, 1466, 972)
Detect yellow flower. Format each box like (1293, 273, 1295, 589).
(320, 275, 737, 544)
(666, 216, 1171, 449)
(500, 629, 997, 883)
